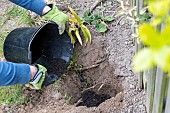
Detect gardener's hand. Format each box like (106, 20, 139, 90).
(43, 4, 69, 35)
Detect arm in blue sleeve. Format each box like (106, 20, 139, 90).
(0, 62, 30, 86)
(9, 0, 47, 15)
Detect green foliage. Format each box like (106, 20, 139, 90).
(148, 0, 169, 17)
(0, 85, 26, 105)
(0, 18, 8, 27)
(115, 0, 137, 25)
(133, 48, 154, 72)
(7, 6, 33, 26)
(138, 13, 152, 22)
(134, 46, 170, 72)
(83, 8, 114, 33)
(97, 23, 107, 32)
(68, 7, 92, 46)
(133, 0, 170, 73)
(68, 56, 78, 70)
(0, 5, 34, 107)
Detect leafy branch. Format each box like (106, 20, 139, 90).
(115, 0, 151, 39)
(83, 8, 114, 33)
(68, 7, 91, 46)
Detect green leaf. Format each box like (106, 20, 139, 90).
(68, 28, 76, 44)
(69, 6, 82, 25)
(133, 48, 154, 72)
(160, 25, 170, 45)
(148, 0, 169, 16)
(93, 13, 101, 19)
(91, 20, 99, 25)
(96, 6, 103, 9)
(150, 17, 162, 26)
(139, 14, 151, 21)
(81, 24, 91, 44)
(153, 46, 170, 72)
(83, 16, 93, 23)
(97, 23, 107, 32)
(100, 15, 105, 20)
(75, 29, 83, 45)
(103, 16, 114, 22)
(83, 8, 91, 18)
(166, 16, 170, 24)
(139, 23, 161, 47)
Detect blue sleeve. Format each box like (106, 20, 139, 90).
(10, 0, 47, 15)
(0, 62, 30, 86)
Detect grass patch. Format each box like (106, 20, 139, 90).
(0, 5, 34, 107)
(0, 39, 4, 57)
(0, 31, 9, 57)
(0, 85, 26, 105)
(0, 6, 34, 57)
(7, 6, 33, 26)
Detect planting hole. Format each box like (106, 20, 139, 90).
(76, 90, 111, 107)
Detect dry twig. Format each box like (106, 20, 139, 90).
(77, 58, 106, 72)
(90, 0, 107, 11)
(81, 82, 105, 93)
(77, 64, 100, 72)
(75, 98, 83, 106)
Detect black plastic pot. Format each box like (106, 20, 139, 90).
(4, 22, 74, 85)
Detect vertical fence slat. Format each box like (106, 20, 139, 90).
(133, 0, 138, 51)
(136, 0, 144, 14)
(146, 67, 157, 113)
(143, 70, 148, 90)
(137, 43, 144, 89)
(139, 0, 144, 10)
(137, 42, 144, 89)
(165, 77, 170, 113)
(152, 68, 166, 113)
(138, 72, 143, 89)
(135, 0, 145, 89)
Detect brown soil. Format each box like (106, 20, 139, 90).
(0, 0, 146, 113)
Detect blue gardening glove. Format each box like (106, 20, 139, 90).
(43, 4, 69, 35)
